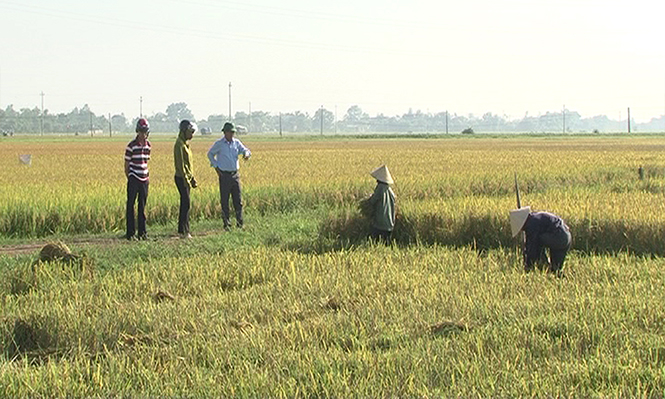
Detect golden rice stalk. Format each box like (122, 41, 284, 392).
(153, 290, 175, 303)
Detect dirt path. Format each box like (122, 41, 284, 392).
(0, 231, 222, 257)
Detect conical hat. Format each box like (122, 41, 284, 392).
(370, 165, 394, 184)
(509, 206, 531, 237)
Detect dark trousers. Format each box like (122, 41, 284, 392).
(371, 227, 393, 244)
(218, 171, 243, 228)
(175, 176, 191, 234)
(126, 176, 149, 237)
(530, 229, 572, 272)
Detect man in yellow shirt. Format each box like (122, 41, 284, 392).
(174, 120, 198, 238)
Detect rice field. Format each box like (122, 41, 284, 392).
(0, 133, 664, 396)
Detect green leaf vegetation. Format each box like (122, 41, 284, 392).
(0, 135, 664, 396)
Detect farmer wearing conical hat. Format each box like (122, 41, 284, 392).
(510, 206, 572, 274)
(366, 165, 396, 243)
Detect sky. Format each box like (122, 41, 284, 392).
(0, 0, 664, 122)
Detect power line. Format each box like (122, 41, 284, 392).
(163, 0, 439, 29)
(0, 1, 463, 58)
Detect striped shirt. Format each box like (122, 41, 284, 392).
(125, 138, 151, 181)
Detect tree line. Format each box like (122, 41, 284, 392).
(1, 102, 663, 135)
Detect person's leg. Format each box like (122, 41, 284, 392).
(524, 242, 547, 272)
(384, 230, 393, 245)
(381, 229, 392, 245)
(126, 178, 138, 238)
(230, 173, 243, 227)
(137, 180, 149, 238)
(370, 227, 390, 244)
(543, 229, 572, 272)
(219, 173, 232, 229)
(175, 176, 191, 234)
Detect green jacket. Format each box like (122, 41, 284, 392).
(174, 132, 194, 185)
(368, 182, 396, 231)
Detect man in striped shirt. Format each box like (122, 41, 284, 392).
(124, 118, 151, 240)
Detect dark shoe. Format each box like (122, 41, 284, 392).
(137, 233, 147, 241)
(236, 223, 243, 229)
(548, 267, 565, 279)
(124, 234, 136, 241)
(223, 226, 231, 232)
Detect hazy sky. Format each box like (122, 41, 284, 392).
(1, 0, 664, 122)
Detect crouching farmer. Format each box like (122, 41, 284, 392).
(365, 165, 396, 244)
(510, 206, 572, 274)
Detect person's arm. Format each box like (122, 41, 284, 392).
(207, 142, 223, 178)
(174, 141, 185, 178)
(524, 224, 540, 268)
(367, 184, 382, 205)
(207, 142, 218, 168)
(184, 146, 196, 187)
(124, 146, 132, 177)
(238, 141, 251, 159)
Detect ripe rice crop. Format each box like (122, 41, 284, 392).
(1, 135, 665, 255)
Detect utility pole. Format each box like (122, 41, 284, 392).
(248, 101, 251, 133)
(140, 96, 143, 118)
(40, 91, 45, 136)
(109, 113, 112, 137)
(228, 82, 232, 122)
(279, 112, 282, 137)
(334, 105, 337, 134)
(320, 105, 323, 135)
(562, 105, 566, 133)
(89, 109, 93, 136)
(445, 110, 449, 134)
(627, 107, 631, 133)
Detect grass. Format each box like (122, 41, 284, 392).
(1, 229, 663, 396)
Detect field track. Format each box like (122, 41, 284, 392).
(0, 229, 224, 256)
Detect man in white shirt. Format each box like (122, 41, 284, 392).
(207, 122, 251, 230)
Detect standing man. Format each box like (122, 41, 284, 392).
(174, 119, 198, 239)
(364, 165, 396, 243)
(207, 122, 251, 230)
(124, 118, 151, 240)
(510, 206, 572, 275)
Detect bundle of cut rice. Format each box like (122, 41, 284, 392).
(38, 242, 79, 263)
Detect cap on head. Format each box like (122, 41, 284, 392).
(509, 206, 531, 237)
(179, 119, 197, 134)
(136, 118, 150, 133)
(222, 122, 236, 133)
(370, 165, 394, 184)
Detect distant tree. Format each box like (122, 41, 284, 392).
(203, 114, 227, 133)
(281, 111, 311, 133)
(480, 112, 505, 132)
(312, 107, 335, 132)
(234, 111, 249, 132)
(111, 114, 129, 133)
(344, 105, 368, 123)
(166, 102, 194, 123)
